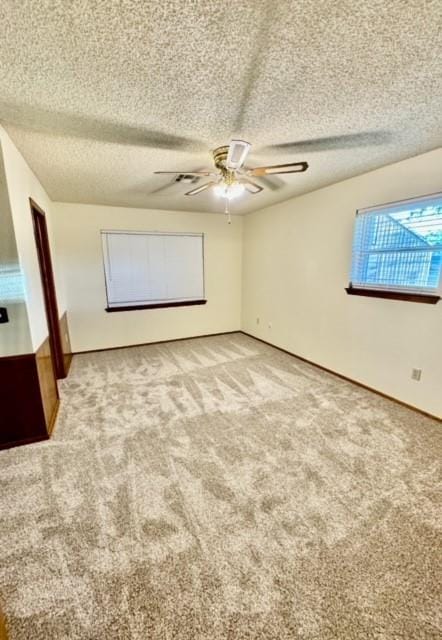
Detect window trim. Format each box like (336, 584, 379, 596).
(105, 299, 207, 312)
(345, 285, 440, 304)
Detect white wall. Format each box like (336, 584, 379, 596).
(242, 148, 442, 418)
(0, 125, 66, 352)
(0, 136, 32, 356)
(0, 303, 32, 357)
(51, 203, 242, 352)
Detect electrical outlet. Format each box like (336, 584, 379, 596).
(268, 322, 272, 329)
(256, 317, 260, 325)
(411, 368, 422, 381)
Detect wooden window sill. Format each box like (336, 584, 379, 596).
(345, 287, 440, 304)
(105, 299, 207, 312)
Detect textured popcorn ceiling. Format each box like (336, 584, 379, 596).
(0, 0, 441, 215)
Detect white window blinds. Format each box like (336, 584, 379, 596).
(350, 192, 442, 294)
(101, 231, 205, 309)
(0, 267, 26, 303)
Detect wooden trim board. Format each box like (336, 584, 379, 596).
(240, 331, 440, 422)
(105, 299, 207, 312)
(30, 198, 67, 378)
(345, 286, 440, 304)
(72, 330, 240, 355)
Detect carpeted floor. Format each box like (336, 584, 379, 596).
(0, 333, 440, 639)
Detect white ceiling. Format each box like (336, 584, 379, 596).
(0, 1, 441, 215)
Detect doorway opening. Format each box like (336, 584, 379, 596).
(30, 198, 66, 379)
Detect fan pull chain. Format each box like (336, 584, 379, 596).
(224, 197, 231, 224)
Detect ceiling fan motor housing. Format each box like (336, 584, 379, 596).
(213, 146, 229, 169)
(213, 146, 236, 184)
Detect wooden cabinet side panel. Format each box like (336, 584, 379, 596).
(59, 312, 73, 375)
(35, 336, 59, 434)
(0, 608, 8, 640)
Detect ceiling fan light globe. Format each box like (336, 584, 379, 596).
(214, 182, 245, 200)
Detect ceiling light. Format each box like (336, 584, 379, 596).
(214, 182, 245, 200)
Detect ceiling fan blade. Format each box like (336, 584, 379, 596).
(154, 170, 215, 176)
(249, 162, 308, 176)
(226, 139, 251, 170)
(239, 166, 285, 191)
(185, 181, 216, 196)
(241, 179, 263, 194)
(264, 131, 391, 154)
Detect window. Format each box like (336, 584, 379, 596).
(347, 192, 442, 303)
(0, 266, 25, 302)
(101, 230, 205, 311)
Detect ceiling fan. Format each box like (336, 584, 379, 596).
(154, 140, 308, 202)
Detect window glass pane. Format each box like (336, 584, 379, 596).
(350, 195, 442, 292)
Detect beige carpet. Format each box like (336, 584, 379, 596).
(0, 333, 440, 639)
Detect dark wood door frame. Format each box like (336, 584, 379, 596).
(30, 198, 66, 379)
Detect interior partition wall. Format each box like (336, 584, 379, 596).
(0, 141, 59, 448)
